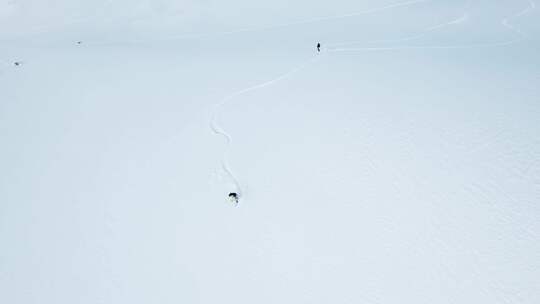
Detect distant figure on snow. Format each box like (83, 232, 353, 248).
(229, 192, 239, 204)
(317, 42, 321, 52)
(14, 62, 21, 66)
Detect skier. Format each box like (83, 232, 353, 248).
(317, 42, 321, 52)
(229, 192, 239, 204)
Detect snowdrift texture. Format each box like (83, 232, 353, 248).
(1, 0, 539, 303)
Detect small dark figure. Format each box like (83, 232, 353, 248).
(228, 192, 239, 204)
(14, 62, 21, 66)
(317, 42, 321, 52)
(77, 41, 82, 45)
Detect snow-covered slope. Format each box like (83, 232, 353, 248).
(1, 1, 539, 303)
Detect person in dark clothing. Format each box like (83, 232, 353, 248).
(229, 192, 239, 204)
(317, 42, 321, 52)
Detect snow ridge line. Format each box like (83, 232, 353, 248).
(329, 0, 536, 52)
(210, 55, 321, 200)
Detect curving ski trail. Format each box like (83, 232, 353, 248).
(210, 55, 322, 201)
(329, 0, 535, 53)
(501, 0, 536, 40)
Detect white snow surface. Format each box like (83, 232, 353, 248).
(1, 0, 540, 303)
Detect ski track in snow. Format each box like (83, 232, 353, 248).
(210, 55, 322, 201)
(329, 0, 536, 52)
(501, 0, 536, 40)
(327, 1, 471, 48)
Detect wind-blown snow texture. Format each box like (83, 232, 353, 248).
(1, 0, 539, 303)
